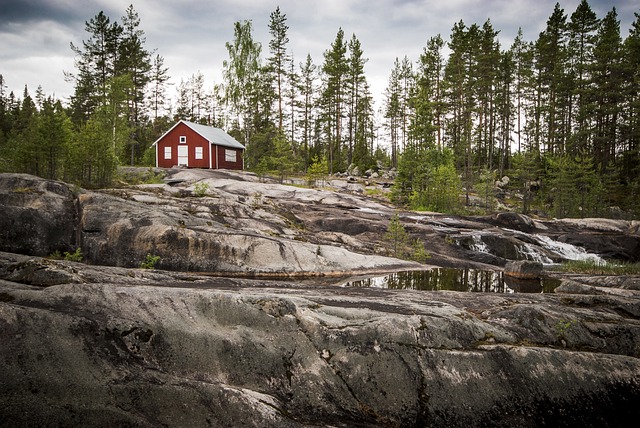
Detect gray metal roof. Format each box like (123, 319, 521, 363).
(181, 120, 245, 150)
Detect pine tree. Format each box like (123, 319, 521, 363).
(510, 28, 534, 153)
(148, 54, 170, 122)
(444, 20, 478, 205)
(591, 8, 624, 172)
(320, 28, 348, 174)
(266, 6, 290, 131)
(496, 49, 515, 176)
(385, 213, 409, 258)
(298, 54, 317, 166)
(534, 4, 569, 154)
(412, 35, 444, 149)
(0, 74, 8, 150)
(346, 34, 370, 169)
(384, 58, 403, 168)
(68, 11, 123, 123)
(119, 5, 152, 165)
(621, 12, 640, 203)
(6, 88, 40, 175)
(475, 20, 500, 170)
(567, 0, 599, 154)
(39, 97, 72, 179)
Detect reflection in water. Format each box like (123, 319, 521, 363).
(342, 269, 561, 294)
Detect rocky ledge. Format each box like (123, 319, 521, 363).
(1, 171, 640, 426)
(1, 254, 640, 427)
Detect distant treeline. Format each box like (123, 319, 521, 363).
(0, 1, 638, 217)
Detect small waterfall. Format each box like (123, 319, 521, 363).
(534, 235, 605, 264)
(517, 242, 554, 264)
(469, 234, 490, 254)
(457, 229, 605, 265)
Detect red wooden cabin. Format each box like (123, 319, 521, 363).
(152, 120, 245, 170)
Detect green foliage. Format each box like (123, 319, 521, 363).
(64, 248, 83, 262)
(2, 3, 640, 219)
(140, 253, 161, 269)
(395, 146, 460, 213)
(306, 155, 328, 187)
(48, 250, 63, 260)
(249, 129, 296, 182)
(384, 213, 409, 258)
(383, 213, 431, 262)
(555, 319, 575, 340)
(509, 151, 542, 214)
(473, 168, 497, 214)
(410, 240, 431, 263)
(193, 182, 210, 197)
(547, 154, 603, 218)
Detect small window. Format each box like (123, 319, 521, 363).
(225, 149, 236, 163)
(179, 135, 186, 144)
(195, 146, 203, 160)
(164, 146, 172, 159)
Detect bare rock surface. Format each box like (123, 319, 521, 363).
(1, 257, 640, 427)
(2, 171, 640, 426)
(1, 170, 639, 273)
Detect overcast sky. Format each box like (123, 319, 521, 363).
(1, 0, 638, 111)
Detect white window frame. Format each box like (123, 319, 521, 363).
(225, 149, 236, 163)
(179, 135, 186, 144)
(195, 146, 203, 160)
(164, 146, 172, 160)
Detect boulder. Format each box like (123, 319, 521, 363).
(490, 212, 536, 233)
(504, 260, 543, 279)
(0, 174, 78, 256)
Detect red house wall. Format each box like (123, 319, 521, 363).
(156, 122, 244, 170)
(216, 145, 244, 170)
(156, 123, 211, 169)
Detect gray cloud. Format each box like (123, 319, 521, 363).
(1, 0, 638, 106)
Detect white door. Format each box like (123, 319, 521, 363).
(177, 145, 188, 166)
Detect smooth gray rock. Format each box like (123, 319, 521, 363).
(1, 265, 640, 427)
(2, 172, 639, 275)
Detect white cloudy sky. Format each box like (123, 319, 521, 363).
(1, 0, 637, 110)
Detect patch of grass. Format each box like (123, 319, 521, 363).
(558, 259, 640, 275)
(365, 187, 389, 201)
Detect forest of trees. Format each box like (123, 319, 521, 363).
(0, 1, 638, 218)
